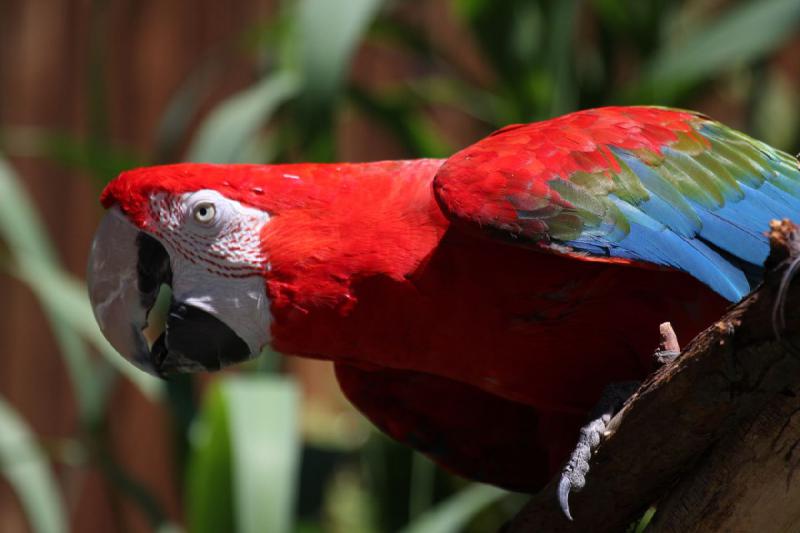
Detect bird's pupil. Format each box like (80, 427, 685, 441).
(199, 208, 207, 216)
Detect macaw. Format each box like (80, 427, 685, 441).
(87, 106, 800, 502)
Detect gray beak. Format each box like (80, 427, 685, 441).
(87, 207, 157, 373)
(87, 207, 251, 376)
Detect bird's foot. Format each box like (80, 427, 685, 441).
(557, 322, 681, 520)
(558, 413, 609, 521)
(558, 381, 639, 520)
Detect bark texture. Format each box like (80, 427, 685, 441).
(508, 220, 800, 533)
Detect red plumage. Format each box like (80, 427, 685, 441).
(101, 107, 756, 490)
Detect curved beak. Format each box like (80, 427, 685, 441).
(87, 208, 155, 373)
(87, 207, 251, 376)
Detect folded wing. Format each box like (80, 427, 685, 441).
(434, 106, 800, 301)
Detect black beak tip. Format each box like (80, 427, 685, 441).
(147, 303, 252, 376)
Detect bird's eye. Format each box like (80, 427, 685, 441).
(193, 202, 216, 224)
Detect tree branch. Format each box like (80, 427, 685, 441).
(508, 220, 800, 532)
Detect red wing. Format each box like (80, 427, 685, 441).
(433, 106, 800, 302)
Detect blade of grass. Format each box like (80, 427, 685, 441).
(187, 376, 300, 533)
(0, 157, 160, 403)
(407, 77, 502, 125)
(186, 383, 235, 533)
(42, 133, 143, 187)
(640, 0, 800, 99)
(0, 128, 142, 188)
(0, 396, 67, 533)
(0, 157, 58, 262)
(0, 156, 168, 531)
(408, 453, 436, 520)
(154, 59, 222, 163)
(399, 484, 508, 533)
(347, 86, 452, 157)
(187, 71, 299, 163)
(283, 0, 384, 160)
(631, 506, 657, 533)
(545, 0, 579, 116)
(0, 158, 102, 419)
(9, 257, 161, 401)
(227, 376, 300, 533)
(291, 0, 384, 107)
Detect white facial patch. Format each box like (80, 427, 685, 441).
(148, 189, 272, 356)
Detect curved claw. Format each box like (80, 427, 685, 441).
(558, 475, 574, 521)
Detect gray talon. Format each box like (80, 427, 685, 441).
(558, 476, 574, 520)
(557, 324, 676, 520)
(558, 414, 610, 520)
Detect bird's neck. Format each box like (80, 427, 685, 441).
(262, 159, 450, 358)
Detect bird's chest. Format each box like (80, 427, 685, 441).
(268, 233, 725, 412)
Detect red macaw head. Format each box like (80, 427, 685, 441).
(88, 160, 445, 376)
(88, 163, 282, 376)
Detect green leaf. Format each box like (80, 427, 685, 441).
(0, 128, 141, 186)
(544, 0, 580, 116)
(754, 71, 799, 150)
(0, 157, 58, 263)
(187, 71, 300, 163)
(41, 133, 142, 186)
(408, 453, 436, 521)
(154, 60, 221, 163)
(0, 157, 161, 410)
(400, 484, 508, 533)
(292, 0, 384, 107)
(186, 383, 234, 533)
(0, 396, 67, 533)
(228, 377, 300, 533)
(451, 0, 544, 100)
(633, 506, 657, 533)
(0, 158, 100, 418)
(346, 87, 452, 157)
(642, 0, 800, 96)
(187, 376, 300, 533)
(282, 0, 385, 160)
(407, 76, 504, 125)
(9, 257, 162, 402)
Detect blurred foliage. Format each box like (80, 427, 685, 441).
(1, 0, 800, 531)
(0, 396, 66, 533)
(187, 377, 300, 533)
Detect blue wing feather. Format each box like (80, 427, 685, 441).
(565, 136, 800, 302)
(691, 206, 767, 266)
(571, 199, 751, 301)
